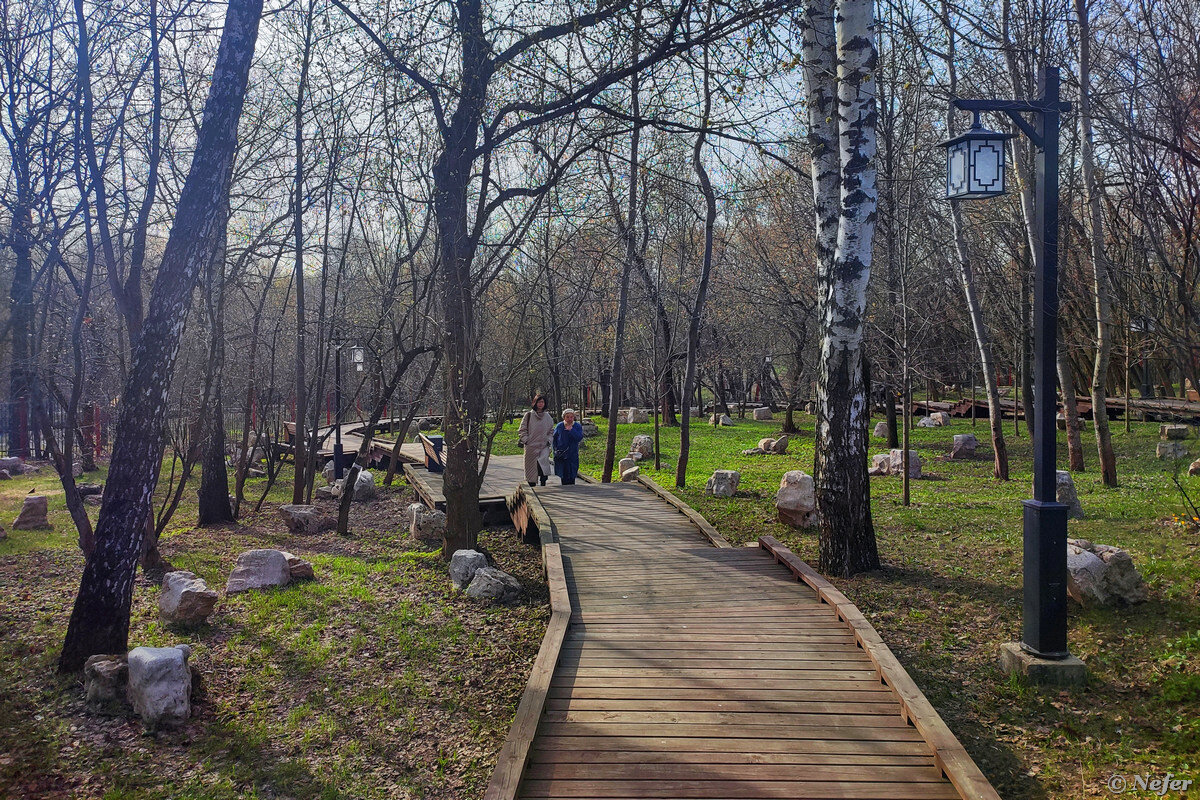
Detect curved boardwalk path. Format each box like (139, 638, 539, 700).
(487, 479, 1000, 800)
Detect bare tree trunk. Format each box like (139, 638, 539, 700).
(198, 206, 234, 525)
(814, 0, 879, 577)
(1076, 0, 1117, 485)
(943, 1, 1009, 479)
(59, 0, 263, 672)
(676, 32, 716, 489)
(602, 38, 641, 484)
(1058, 347, 1086, 472)
(291, 0, 315, 505)
(435, 0, 487, 552)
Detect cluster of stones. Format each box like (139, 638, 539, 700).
(578, 418, 599, 437)
(315, 461, 378, 501)
(710, 413, 735, 427)
(1056, 413, 1086, 431)
(742, 435, 790, 457)
(1158, 424, 1191, 460)
(916, 411, 952, 428)
(86, 546, 318, 729)
(449, 549, 522, 603)
(1066, 538, 1148, 607)
(870, 450, 922, 479)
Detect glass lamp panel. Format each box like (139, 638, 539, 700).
(947, 142, 970, 197)
(968, 139, 1006, 196)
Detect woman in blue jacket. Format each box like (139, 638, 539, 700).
(553, 408, 586, 485)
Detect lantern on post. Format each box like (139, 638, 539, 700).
(939, 113, 1013, 200)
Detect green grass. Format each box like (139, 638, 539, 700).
(557, 410, 1199, 798)
(0, 462, 548, 800)
(2, 414, 1197, 798)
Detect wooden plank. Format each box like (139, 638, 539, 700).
(758, 536, 1002, 800)
(530, 749, 936, 766)
(524, 763, 946, 782)
(531, 736, 932, 755)
(482, 490, 571, 800)
(517, 779, 962, 799)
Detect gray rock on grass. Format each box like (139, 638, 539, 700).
(950, 434, 978, 460)
(277, 504, 337, 535)
(159, 571, 218, 626)
(753, 407, 773, 421)
(13, 495, 51, 530)
(1056, 470, 1084, 520)
(705, 470, 740, 498)
(450, 549, 489, 590)
(409, 503, 447, 544)
(465, 567, 522, 603)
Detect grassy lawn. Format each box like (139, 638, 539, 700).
(1, 414, 1196, 799)
(569, 411, 1199, 799)
(0, 464, 548, 799)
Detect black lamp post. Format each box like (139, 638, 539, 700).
(333, 342, 364, 482)
(943, 67, 1082, 669)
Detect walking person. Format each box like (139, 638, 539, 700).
(518, 394, 554, 487)
(553, 407, 586, 485)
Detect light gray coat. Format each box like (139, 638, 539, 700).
(518, 410, 555, 482)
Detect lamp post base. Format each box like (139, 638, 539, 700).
(999, 642, 1087, 686)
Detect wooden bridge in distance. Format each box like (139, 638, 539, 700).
(485, 477, 1001, 800)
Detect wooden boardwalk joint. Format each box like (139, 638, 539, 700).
(487, 479, 1001, 800)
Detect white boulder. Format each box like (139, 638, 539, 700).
(620, 466, 640, 482)
(873, 421, 889, 440)
(624, 408, 649, 424)
(226, 549, 292, 594)
(889, 449, 922, 479)
(630, 434, 654, 460)
(753, 407, 773, 421)
(409, 503, 447, 544)
(126, 645, 192, 728)
(351, 469, 377, 501)
(1157, 441, 1188, 460)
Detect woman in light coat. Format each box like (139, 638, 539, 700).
(518, 395, 555, 486)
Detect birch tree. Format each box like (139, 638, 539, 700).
(806, 0, 881, 576)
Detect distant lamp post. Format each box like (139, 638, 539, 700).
(943, 67, 1086, 684)
(333, 342, 362, 481)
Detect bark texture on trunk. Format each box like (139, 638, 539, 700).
(1058, 347, 1086, 472)
(435, 0, 487, 551)
(58, 0, 263, 672)
(814, 0, 879, 577)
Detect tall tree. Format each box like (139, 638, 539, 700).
(59, 0, 264, 672)
(808, 0, 881, 576)
(1076, 0, 1118, 485)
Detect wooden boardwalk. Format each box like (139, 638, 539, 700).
(487, 479, 1000, 800)
(405, 455, 529, 520)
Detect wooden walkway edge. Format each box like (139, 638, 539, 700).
(486, 479, 1001, 800)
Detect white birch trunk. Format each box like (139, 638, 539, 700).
(814, 0, 879, 576)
